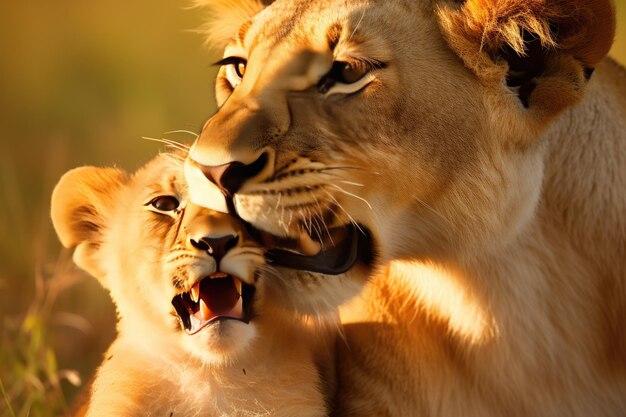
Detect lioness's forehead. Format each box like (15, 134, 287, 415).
(243, 0, 423, 53)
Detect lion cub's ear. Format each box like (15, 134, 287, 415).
(192, 0, 275, 49)
(51, 167, 127, 282)
(438, 0, 615, 121)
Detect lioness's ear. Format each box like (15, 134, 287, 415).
(51, 167, 127, 281)
(192, 0, 275, 49)
(438, 0, 615, 119)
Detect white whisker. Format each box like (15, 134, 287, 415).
(328, 183, 373, 211)
(163, 130, 198, 141)
(338, 180, 364, 187)
(142, 136, 189, 153)
(321, 189, 364, 235)
(309, 190, 333, 245)
(349, 7, 367, 42)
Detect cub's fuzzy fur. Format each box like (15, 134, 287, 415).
(51, 155, 331, 417)
(186, 0, 626, 415)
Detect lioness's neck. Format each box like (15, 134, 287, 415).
(338, 57, 626, 415)
(541, 57, 626, 279)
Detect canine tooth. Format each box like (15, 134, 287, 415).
(227, 297, 243, 320)
(234, 279, 242, 295)
(189, 314, 201, 330)
(199, 299, 211, 321)
(190, 283, 200, 303)
(298, 231, 321, 256)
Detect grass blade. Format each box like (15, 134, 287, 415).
(0, 376, 17, 417)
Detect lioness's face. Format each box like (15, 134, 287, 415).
(186, 0, 537, 290)
(52, 155, 271, 364)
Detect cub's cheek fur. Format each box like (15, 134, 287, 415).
(50, 166, 128, 284)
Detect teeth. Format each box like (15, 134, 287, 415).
(199, 299, 212, 321)
(190, 283, 200, 303)
(189, 314, 201, 331)
(227, 297, 243, 320)
(298, 231, 321, 256)
(234, 279, 242, 296)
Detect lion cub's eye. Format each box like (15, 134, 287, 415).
(235, 61, 246, 78)
(148, 196, 180, 212)
(215, 56, 247, 89)
(319, 60, 385, 96)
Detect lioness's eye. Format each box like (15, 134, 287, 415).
(215, 56, 247, 89)
(335, 62, 368, 84)
(149, 196, 179, 212)
(319, 59, 385, 96)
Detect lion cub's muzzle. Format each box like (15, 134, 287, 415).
(170, 206, 259, 335)
(172, 272, 255, 335)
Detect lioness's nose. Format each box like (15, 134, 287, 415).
(189, 234, 239, 263)
(198, 151, 270, 196)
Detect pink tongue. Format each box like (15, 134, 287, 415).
(199, 277, 240, 316)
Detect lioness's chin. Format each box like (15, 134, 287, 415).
(182, 320, 258, 365)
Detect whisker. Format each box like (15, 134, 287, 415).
(338, 180, 364, 187)
(309, 190, 334, 245)
(322, 165, 369, 172)
(305, 206, 324, 249)
(287, 208, 294, 231)
(321, 189, 365, 235)
(348, 7, 367, 42)
(328, 183, 373, 211)
(163, 130, 198, 141)
(160, 153, 186, 163)
(141, 136, 189, 153)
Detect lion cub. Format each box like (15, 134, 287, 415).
(51, 154, 329, 417)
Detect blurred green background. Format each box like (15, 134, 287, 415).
(0, 1, 625, 416)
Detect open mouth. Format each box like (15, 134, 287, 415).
(171, 272, 255, 335)
(254, 224, 375, 275)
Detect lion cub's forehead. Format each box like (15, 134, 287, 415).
(130, 155, 187, 197)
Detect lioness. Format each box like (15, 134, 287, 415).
(51, 154, 331, 417)
(185, 0, 626, 415)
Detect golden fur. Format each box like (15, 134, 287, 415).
(183, 0, 626, 415)
(51, 155, 331, 417)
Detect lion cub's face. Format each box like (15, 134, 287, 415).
(51, 155, 267, 364)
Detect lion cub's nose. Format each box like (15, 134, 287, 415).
(199, 152, 270, 197)
(189, 235, 239, 263)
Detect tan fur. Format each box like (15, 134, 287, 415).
(52, 155, 330, 417)
(186, 0, 626, 415)
(192, 0, 266, 48)
(438, 0, 615, 66)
